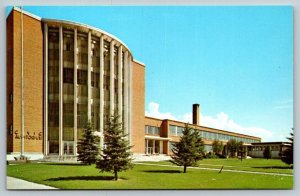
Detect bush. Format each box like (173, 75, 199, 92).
(281, 133, 293, 165)
(263, 146, 272, 160)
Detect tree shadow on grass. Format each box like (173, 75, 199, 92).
(44, 163, 87, 166)
(252, 166, 293, 169)
(142, 170, 181, 174)
(45, 176, 128, 181)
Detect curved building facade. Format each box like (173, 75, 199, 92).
(43, 20, 133, 156)
(7, 7, 146, 159)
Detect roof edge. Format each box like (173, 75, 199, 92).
(12, 7, 134, 57)
(42, 18, 132, 56)
(13, 6, 41, 21)
(133, 59, 145, 67)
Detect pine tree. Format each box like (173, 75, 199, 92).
(77, 122, 99, 165)
(212, 140, 224, 155)
(226, 139, 238, 158)
(170, 124, 204, 173)
(281, 132, 293, 165)
(96, 113, 133, 180)
(263, 146, 272, 160)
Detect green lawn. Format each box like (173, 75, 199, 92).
(140, 158, 293, 174)
(7, 159, 293, 189)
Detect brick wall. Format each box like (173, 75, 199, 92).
(131, 60, 145, 153)
(6, 10, 14, 152)
(8, 9, 44, 153)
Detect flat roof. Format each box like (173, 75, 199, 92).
(251, 142, 291, 145)
(145, 116, 261, 140)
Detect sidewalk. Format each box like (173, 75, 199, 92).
(6, 177, 58, 190)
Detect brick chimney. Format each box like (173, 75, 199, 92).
(193, 104, 200, 125)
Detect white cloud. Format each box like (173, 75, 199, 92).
(145, 102, 274, 141)
(199, 112, 273, 141)
(178, 113, 193, 124)
(145, 102, 177, 121)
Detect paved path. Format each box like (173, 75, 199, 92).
(6, 177, 57, 189)
(135, 163, 293, 177)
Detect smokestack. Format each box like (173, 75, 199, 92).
(193, 104, 200, 125)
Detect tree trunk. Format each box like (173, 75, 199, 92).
(114, 170, 118, 181)
(184, 165, 187, 173)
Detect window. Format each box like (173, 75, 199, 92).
(63, 141, 74, 155)
(77, 33, 88, 68)
(91, 72, 99, 88)
(169, 125, 184, 136)
(204, 145, 212, 152)
(170, 125, 177, 136)
(169, 142, 175, 151)
(49, 140, 59, 154)
(203, 131, 208, 139)
(66, 43, 71, 51)
(145, 126, 160, 135)
(177, 127, 184, 136)
(63, 68, 74, 84)
(77, 70, 87, 85)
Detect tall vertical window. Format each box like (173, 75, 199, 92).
(114, 46, 118, 111)
(122, 51, 125, 124)
(48, 27, 59, 154)
(91, 36, 100, 131)
(63, 29, 74, 145)
(77, 32, 88, 139)
(103, 40, 110, 124)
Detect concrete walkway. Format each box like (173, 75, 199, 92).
(135, 163, 294, 177)
(6, 177, 57, 190)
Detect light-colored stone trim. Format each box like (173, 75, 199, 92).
(99, 35, 104, 150)
(128, 57, 133, 144)
(74, 28, 78, 155)
(43, 23, 48, 155)
(110, 40, 115, 115)
(124, 51, 129, 135)
(59, 25, 63, 156)
(87, 31, 92, 121)
(118, 46, 123, 123)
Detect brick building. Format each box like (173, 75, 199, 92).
(6, 7, 261, 160)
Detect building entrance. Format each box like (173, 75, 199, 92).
(63, 141, 74, 155)
(145, 139, 163, 155)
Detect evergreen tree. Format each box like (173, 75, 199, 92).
(226, 139, 238, 158)
(237, 141, 244, 161)
(281, 132, 293, 165)
(212, 140, 224, 155)
(263, 146, 272, 160)
(96, 113, 133, 181)
(170, 124, 204, 173)
(77, 122, 99, 165)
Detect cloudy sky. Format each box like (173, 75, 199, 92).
(7, 6, 293, 142)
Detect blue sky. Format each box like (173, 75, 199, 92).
(6, 6, 293, 141)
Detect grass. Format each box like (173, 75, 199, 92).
(141, 158, 293, 174)
(7, 159, 293, 189)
